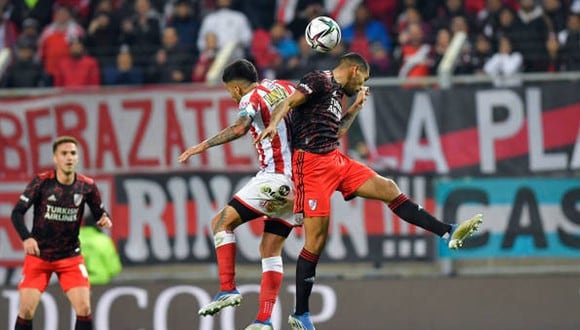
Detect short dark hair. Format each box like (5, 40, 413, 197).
(222, 59, 259, 84)
(339, 52, 370, 73)
(52, 136, 79, 153)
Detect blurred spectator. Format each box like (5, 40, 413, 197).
(559, 13, 580, 71)
(478, 0, 503, 39)
(431, 0, 477, 33)
(167, 0, 199, 53)
(483, 35, 523, 87)
(192, 31, 218, 82)
(543, 0, 568, 33)
(469, 33, 493, 74)
(1, 39, 49, 88)
(79, 215, 122, 285)
(276, 37, 316, 80)
(397, 7, 432, 42)
(429, 28, 452, 74)
(53, 37, 101, 87)
(197, 0, 252, 59)
(396, 22, 431, 81)
(287, 2, 327, 41)
(239, 0, 277, 29)
(252, 22, 300, 79)
(517, 0, 551, 71)
(38, 6, 85, 81)
(545, 34, 562, 71)
(86, 11, 120, 68)
(0, 4, 19, 50)
(103, 46, 144, 85)
(55, 0, 91, 25)
(450, 15, 476, 73)
(9, 0, 54, 30)
(342, 3, 393, 63)
(309, 40, 346, 71)
(147, 27, 193, 83)
(495, 6, 526, 51)
(16, 18, 41, 47)
(365, 0, 398, 34)
(119, 0, 162, 68)
(368, 42, 391, 76)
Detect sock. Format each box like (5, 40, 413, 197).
(15, 316, 32, 330)
(295, 248, 319, 315)
(214, 231, 237, 291)
(389, 193, 452, 237)
(256, 256, 283, 322)
(75, 315, 93, 330)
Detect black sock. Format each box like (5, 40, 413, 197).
(15, 316, 32, 330)
(389, 194, 452, 237)
(295, 248, 319, 315)
(75, 315, 93, 330)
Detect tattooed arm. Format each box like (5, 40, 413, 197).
(178, 116, 253, 163)
(338, 86, 369, 138)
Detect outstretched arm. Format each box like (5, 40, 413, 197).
(255, 90, 307, 143)
(338, 86, 369, 138)
(179, 115, 253, 163)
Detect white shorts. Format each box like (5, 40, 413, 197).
(233, 172, 300, 227)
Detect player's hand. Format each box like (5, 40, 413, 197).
(255, 125, 278, 144)
(23, 238, 40, 256)
(354, 86, 370, 109)
(97, 214, 112, 229)
(178, 144, 206, 163)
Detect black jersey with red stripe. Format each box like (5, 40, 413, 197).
(13, 171, 107, 261)
(291, 70, 345, 154)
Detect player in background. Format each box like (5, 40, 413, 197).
(178, 59, 299, 330)
(256, 52, 483, 330)
(10, 136, 112, 330)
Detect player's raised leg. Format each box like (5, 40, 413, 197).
(198, 205, 244, 316)
(353, 174, 482, 247)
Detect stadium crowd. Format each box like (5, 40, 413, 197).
(0, 0, 579, 88)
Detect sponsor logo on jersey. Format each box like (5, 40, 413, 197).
(44, 205, 79, 222)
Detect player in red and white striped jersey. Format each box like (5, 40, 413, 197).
(178, 59, 299, 330)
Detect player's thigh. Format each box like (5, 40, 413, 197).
(18, 255, 52, 292)
(336, 155, 380, 199)
(55, 255, 90, 293)
(302, 216, 330, 254)
(18, 288, 43, 318)
(66, 286, 91, 315)
(351, 174, 402, 203)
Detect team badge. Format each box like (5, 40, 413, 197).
(73, 194, 83, 206)
(308, 199, 317, 211)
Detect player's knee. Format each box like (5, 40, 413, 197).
(18, 305, 36, 319)
(259, 238, 284, 258)
(380, 177, 401, 201)
(73, 301, 92, 316)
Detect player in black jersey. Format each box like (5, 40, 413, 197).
(257, 52, 483, 329)
(11, 136, 112, 330)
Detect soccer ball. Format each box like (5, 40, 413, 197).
(305, 16, 341, 53)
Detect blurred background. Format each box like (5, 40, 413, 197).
(0, 0, 579, 329)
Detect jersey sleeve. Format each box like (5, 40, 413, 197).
(296, 71, 327, 97)
(86, 183, 107, 221)
(11, 176, 42, 240)
(238, 98, 257, 119)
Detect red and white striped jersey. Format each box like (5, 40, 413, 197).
(239, 79, 295, 177)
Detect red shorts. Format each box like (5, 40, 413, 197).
(293, 149, 376, 217)
(19, 254, 90, 292)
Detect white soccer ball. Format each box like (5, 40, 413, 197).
(305, 16, 341, 53)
